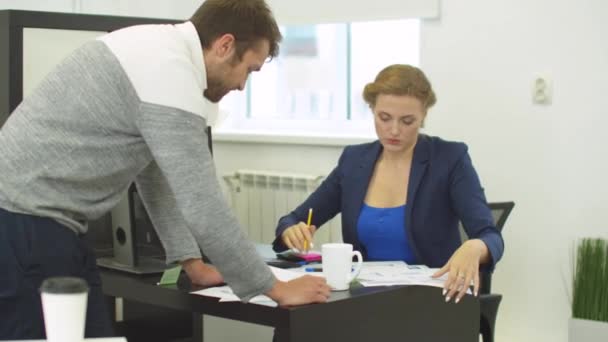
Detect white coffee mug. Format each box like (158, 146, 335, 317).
(40, 277, 89, 342)
(322, 243, 363, 291)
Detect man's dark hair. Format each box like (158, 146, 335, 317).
(190, 0, 282, 60)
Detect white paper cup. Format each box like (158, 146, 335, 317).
(40, 277, 88, 342)
(322, 243, 363, 291)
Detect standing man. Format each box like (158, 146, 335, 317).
(0, 0, 331, 339)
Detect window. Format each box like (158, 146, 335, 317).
(217, 19, 420, 139)
(349, 20, 420, 120)
(250, 24, 347, 121)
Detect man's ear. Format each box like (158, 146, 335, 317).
(212, 33, 236, 59)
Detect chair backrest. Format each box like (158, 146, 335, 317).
(488, 202, 514, 233)
(459, 201, 514, 294)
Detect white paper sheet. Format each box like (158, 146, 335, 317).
(190, 266, 306, 307)
(357, 261, 471, 293)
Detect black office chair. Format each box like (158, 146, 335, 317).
(459, 201, 514, 342)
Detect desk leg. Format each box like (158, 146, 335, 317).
(273, 329, 283, 342)
(192, 313, 204, 342)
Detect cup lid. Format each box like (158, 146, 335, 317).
(40, 277, 89, 294)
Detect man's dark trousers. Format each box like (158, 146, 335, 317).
(0, 207, 114, 339)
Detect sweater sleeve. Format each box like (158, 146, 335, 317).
(135, 160, 202, 265)
(135, 103, 275, 301)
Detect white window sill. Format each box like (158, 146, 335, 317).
(213, 128, 376, 147)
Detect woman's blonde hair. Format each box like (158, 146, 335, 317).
(363, 64, 436, 110)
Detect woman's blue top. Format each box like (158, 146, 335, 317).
(357, 203, 417, 264)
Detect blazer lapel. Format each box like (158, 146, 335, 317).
(343, 142, 382, 252)
(406, 134, 430, 261)
(407, 135, 430, 205)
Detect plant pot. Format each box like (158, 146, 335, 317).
(569, 318, 608, 342)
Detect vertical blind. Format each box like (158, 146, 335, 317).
(266, 0, 440, 24)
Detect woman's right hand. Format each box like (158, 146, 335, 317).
(281, 222, 317, 252)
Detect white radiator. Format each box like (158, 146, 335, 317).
(223, 169, 343, 246)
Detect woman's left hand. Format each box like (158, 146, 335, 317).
(432, 239, 489, 303)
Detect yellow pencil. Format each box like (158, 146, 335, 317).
(304, 208, 313, 251)
(306, 208, 313, 226)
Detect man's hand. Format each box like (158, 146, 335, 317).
(181, 258, 224, 287)
(266, 275, 331, 306)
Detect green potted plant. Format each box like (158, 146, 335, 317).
(570, 238, 608, 342)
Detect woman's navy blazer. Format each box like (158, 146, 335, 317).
(274, 134, 504, 270)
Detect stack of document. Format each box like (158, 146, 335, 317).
(357, 261, 447, 288)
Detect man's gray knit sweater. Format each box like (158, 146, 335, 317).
(0, 22, 274, 301)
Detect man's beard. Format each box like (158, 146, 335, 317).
(205, 57, 239, 103)
(204, 85, 228, 103)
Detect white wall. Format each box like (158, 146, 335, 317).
(420, 1, 608, 341)
(23, 28, 104, 97)
(214, 1, 608, 342)
(0, 0, 74, 13)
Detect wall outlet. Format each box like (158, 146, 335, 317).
(532, 76, 552, 105)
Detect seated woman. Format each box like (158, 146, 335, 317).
(272, 64, 504, 303)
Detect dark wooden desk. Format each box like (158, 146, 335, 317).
(100, 269, 479, 342)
